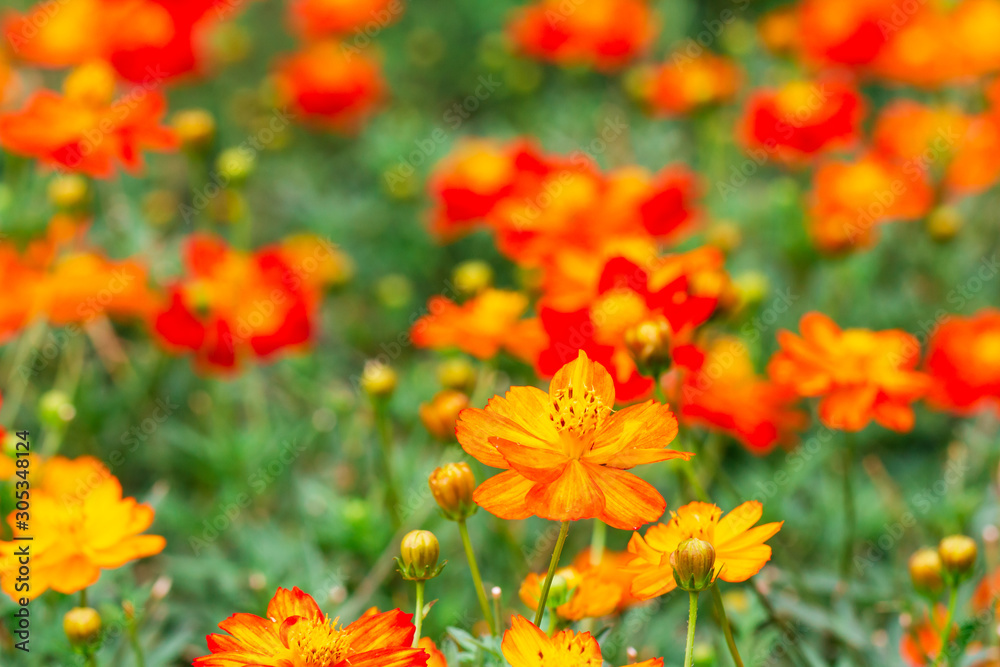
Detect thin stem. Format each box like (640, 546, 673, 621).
(129, 623, 146, 667)
(80, 588, 88, 608)
(684, 591, 700, 667)
(931, 585, 959, 667)
(458, 519, 495, 635)
(413, 581, 426, 647)
(839, 433, 857, 581)
(711, 585, 744, 667)
(533, 521, 571, 626)
(590, 519, 606, 565)
(373, 401, 401, 528)
(547, 607, 559, 636)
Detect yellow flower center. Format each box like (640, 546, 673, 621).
(549, 384, 610, 459)
(285, 616, 353, 667)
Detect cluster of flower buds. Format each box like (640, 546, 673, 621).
(909, 534, 978, 594)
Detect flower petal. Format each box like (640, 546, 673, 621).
(525, 460, 605, 522)
(589, 466, 666, 529)
(473, 470, 535, 519)
(550, 349, 615, 407)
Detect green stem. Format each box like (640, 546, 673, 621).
(458, 519, 496, 635)
(839, 434, 857, 581)
(533, 521, 570, 626)
(931, 585, 959, 667)
(129, 623, 145, 667)
(684, 591, 700, 667)
(547, 607, 559, 636)
(373, 401, 401, 528)
(80, 589, 88, 608)
(711, 585, 744, 667)
(413, 581, 425, 647)
(589, 519, 606, 565)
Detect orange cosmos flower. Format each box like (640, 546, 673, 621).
(873, 101, 1000, 196)
(679, 337, 807, 455)
(273, 40, 386, 133)
(39, 252, 157, 325)
(0, 61, 177, 177)
(768, 312, 930, 432)
(426, 138, 549, 239)
(900, 605, 952, 667)
(740, 78, 864, 165)
(627, 500, 782, 600)
(0, 456, 165, 601)
(412, 288, 540, 361)
(502, 615, 662, 667)
(457, 350, 690, 529)
(418, 637, 447, 667)
(519, 548, 639, 620)
(507, 0, 657, 71)
(796, 0, 902, 67)
(808, 153, 933, 253)
(194, 586, 428, 667)
(925, 310, 1000, 414)
(637, 52, 741, 117)
(152, 235, 316, 372)
(289, 0, 403, 38)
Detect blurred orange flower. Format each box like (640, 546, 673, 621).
(900, 605, 951, 667)
(740, 78, 864, 164)
(273, 40, 386, 132)
(457, 350, 690, 529)
(507, 0, 657, 71)
(0, 456, 165, 601)
(412, 289, 543, 361)
(289, 0, 403, 38)
(0, 61, 177, 177)
(627, 500, 782, 600)
(796, 0, 900, 67)
(194, 586, 428, 667)
(925, 310, 1000, 414)
(152, 235, 318, 372)
(768, 312, 930, 432)
(502, 615, 662, 667)
(679, 337, 807, 454)
(808, 153, 934, 253)
(637, 52, 741, 117)
(519, 547, 639, 620)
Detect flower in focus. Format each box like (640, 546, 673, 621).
(925, 309, 1000, 414)
(0, 456, 165, 601)
(627, 500, 782, 600)
(519, 548, 639, 620)
(740, 78, 864, 164)
(457, 350, 691, 529)
(507, 0, 657, 71)
(679, 337, 807, 454)
(768, 312, 930, 432)
(636, 51, 741, 117)
(418, 637, 447, 667)
(273, 40, 386, 133)
(152, 235, 319, 371)
(412, 289, 543, 361)
(194, 586, 428, 666)
(289, 0, 403, 38)
(0, 61, 177, 177)
(502, 615, 663, 667)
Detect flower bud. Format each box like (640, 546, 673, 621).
(452, 261, 493, 297)
(926, 206, 962, 243)
(909, 547, 944, 594)
(171, 109, 216, 153)
(706, 221, 742, 254)
(428, 462, 476, 521)
(39, 390, 75, 429)
(436, 357, 477, 392)
(361, 362, 397, 399)
(48, 175, 90, 211)
(397, 530, 445, 581)
(419, 390, 469, 442)
(216, 147, 255, 187)
(64, 607, 101, 645)
(670, 538, 716, 592)
(624, 319, 672, 373)
(939, 535, 977, 576)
